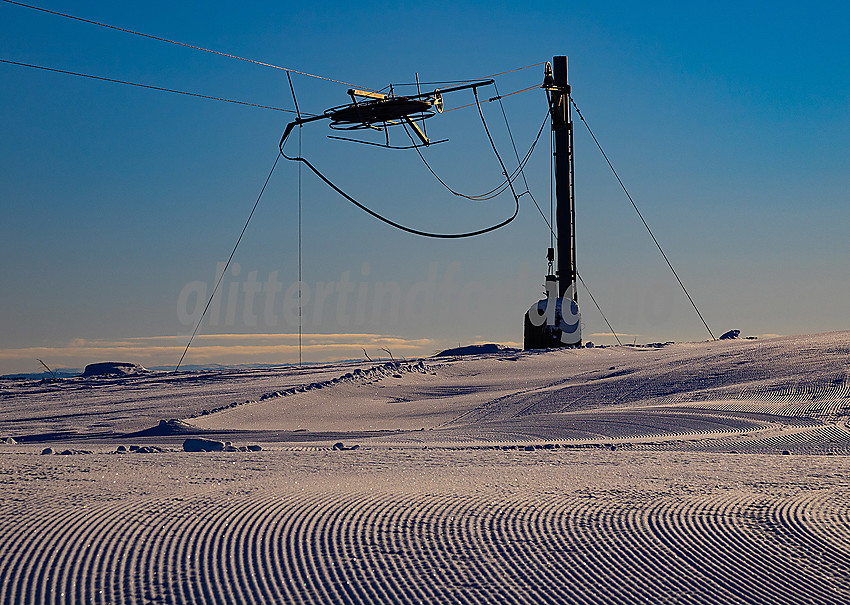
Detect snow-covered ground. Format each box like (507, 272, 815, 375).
(1, 331, 849, 603)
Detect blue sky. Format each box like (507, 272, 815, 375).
(1, 0, 848, 373)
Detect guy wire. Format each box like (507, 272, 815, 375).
(174, 152, 281, 372)
(571, 97, 716, 341)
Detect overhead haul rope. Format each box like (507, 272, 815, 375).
(481, 62, 547, 81)
(5, 2, 549, 113)
(443, 84, 540, 114)
(381, 63, 547, 89)
(2, 0, 370, 90)
(279, 88, 520, 239)
(571, 97, 716, 341)
(431, 63, 547, 93)
(174, 153, 282, 372)
(0, 58, 299, 113)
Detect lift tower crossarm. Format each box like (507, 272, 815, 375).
(348, 89, 388, 100)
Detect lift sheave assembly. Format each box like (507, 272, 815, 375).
(279, 80, 493, 150)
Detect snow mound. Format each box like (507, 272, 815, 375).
(435, 344, 518, 357)
(127, 419, 201, 437)
(81, 362, 149, 377)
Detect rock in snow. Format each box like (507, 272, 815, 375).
(183, 438, 225, 452)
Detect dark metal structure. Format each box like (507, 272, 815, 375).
(550, 57, 577, 302)
(524, 56, 581, 349)
(279, 80, 493, 151)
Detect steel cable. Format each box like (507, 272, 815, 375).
(278, 88, 522, 238)
(174, 153, 282, 371)
(2, 0, 369, 89)
(1, 58, 299, 113)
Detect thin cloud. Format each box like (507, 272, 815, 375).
(0, 333, 440, 372)
(124, 333, 414, 342)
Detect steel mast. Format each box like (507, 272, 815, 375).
(524, 56, 581, 349)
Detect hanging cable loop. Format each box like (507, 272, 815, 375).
(278, 83, 523, 239)
(405, 111, 548, 202)
(278, 148, 518, 239)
